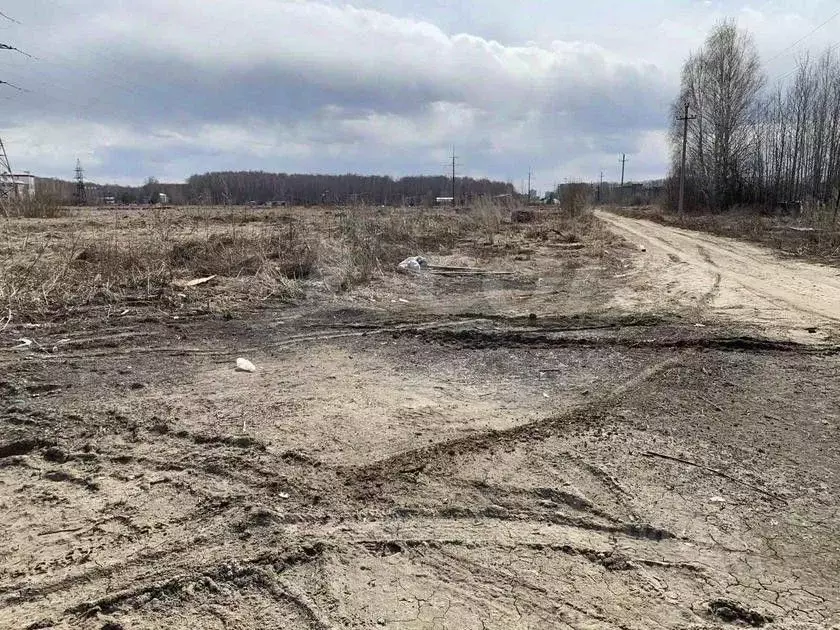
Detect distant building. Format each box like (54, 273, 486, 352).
(157, 192, 169, 205)
(104, 196, 116, 205)
(435, 196, 454, 204)
(0, 172, 35, 199)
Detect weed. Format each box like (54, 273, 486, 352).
(3, 196, 67, 219)
(0, 201, 604, 322)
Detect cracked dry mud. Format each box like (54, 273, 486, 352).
(2, 211, 839, 629)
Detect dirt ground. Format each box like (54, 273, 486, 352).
(598, 211, 840, 342)
(1, 207, 839, 629)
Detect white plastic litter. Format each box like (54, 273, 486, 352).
(172, 275, 217, 289)
(236, 358, 257, 373)
(397, 256, 428, 274)
(14, 338, 33, 349)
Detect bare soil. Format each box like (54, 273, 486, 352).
(611, 205, 840, 265)
(599, 211, 840, 343)
(1, 207, 839, 629)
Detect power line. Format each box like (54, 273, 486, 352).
(0, 11, 21, 25)
(12, 6, 223, 111)
(0, 80, 19, 215)
(0, 55, 150, 121)
(0, 46, 194, 132)
(0, 12, 187, 108)
(765, 8, 840, 64)
(771, 41, 840, 85)
(0, 43, 32, 58)
(0, 26, 31, 215)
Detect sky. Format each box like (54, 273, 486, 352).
(0, 0, 837, 191)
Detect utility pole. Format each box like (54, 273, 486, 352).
(74, 159, 87, 206)
(451, 147, 457, 206)
(598, 170, 603, 203)
(619, 154, 628, 188)
(527, 168, 531, 204)
(677, 102, 697, 214)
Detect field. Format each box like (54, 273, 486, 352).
(1, 204, 839, 629)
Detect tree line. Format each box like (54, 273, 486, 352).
(671, 20, 840, 213)
(35, 172, 516, 206)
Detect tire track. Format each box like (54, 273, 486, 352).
(348, 355, 683, 481)
(598, 211, 840, 328)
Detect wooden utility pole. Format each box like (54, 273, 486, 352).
(677, 102, 696, 214)
(598, 170, 603, 203)
(527, 168, 531, 204)
(451, 147, 457, 206)
(619, 154, 628, 188)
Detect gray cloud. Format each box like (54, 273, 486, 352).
(0, 0, 830, 189)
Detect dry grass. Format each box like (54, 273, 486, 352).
(323, 209, 460, 288)
(1, 209, 319, 320)
(3, 196, 67, 219)
(0, 201, 608, 323)
(561, 183, 589, 218)
(612, 204, 840, 263)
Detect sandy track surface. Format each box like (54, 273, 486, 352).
(2, 213, 839, 629)
(598, 210, 840, 341)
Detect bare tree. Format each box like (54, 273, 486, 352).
(750, 49, 840, 214)
(671, 20, 764, 210)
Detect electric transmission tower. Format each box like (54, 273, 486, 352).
(0, 21, 32, 215)
(0, 136, 15, 214)
(74, 159, 87, 205)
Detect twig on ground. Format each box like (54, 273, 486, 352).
(641, 450, 785, 503)
(699, 396, 724, 413)
(430, 270, 515, 276)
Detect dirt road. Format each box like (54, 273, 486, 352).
(598, 210, 840, 342)
(1, 209, 839, 629)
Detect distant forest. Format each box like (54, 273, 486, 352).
(35, 171, 517, 206)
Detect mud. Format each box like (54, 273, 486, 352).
(1, 212, 839, 629)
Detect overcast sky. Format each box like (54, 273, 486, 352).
(0, 0, 836, 191)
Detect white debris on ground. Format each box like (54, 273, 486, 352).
(397, 256, 428, 274)
(236, 358, 257, 373)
